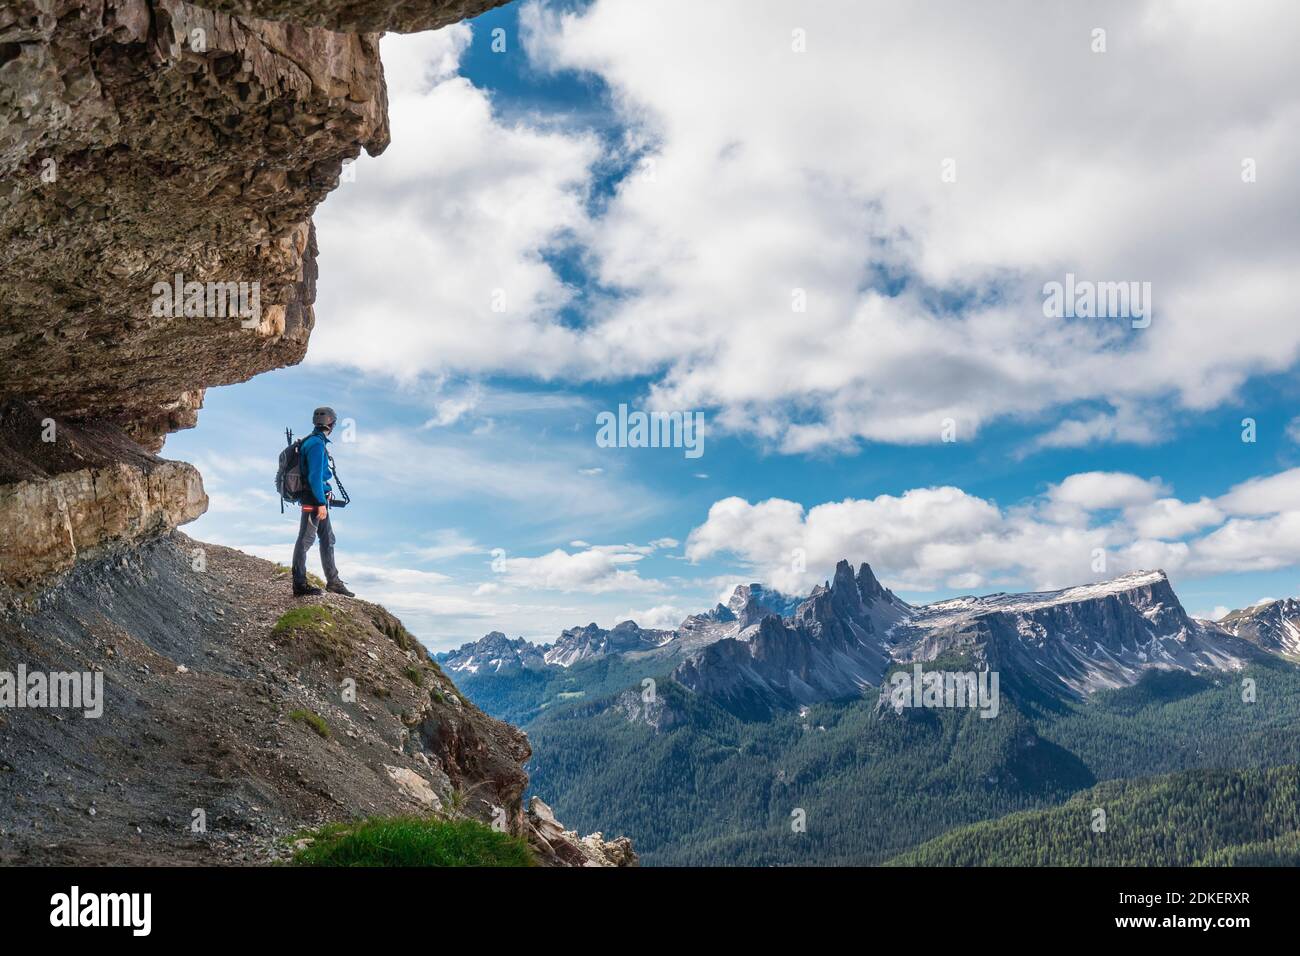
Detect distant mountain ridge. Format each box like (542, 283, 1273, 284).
(437, 560, 1300, 866)
(439, 560, 1275, 715)
(544, 620, 675, 667)
(1217, 598, 1300, 657)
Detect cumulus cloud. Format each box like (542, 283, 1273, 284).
(1214, 468, 1300, 516)
(1124, 498, 1223, 540)
(515, 0, 1300, 450)
(1196, 606, 1232, 622)
(302, 4, 1300, 455)
(685, 467, 1300, 593)
(618, 604, 687, 630)
(493, 544, 663, 593)
(310, 27, 602, 381)
(1190, 513, 1300, 574)
(1049, 472, 1167, 510)
(1032, 405, 1167, 450)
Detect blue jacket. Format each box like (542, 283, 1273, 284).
(300, 428, 333, 506)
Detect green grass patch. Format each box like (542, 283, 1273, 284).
(371, 609, 418, 652)
(289, 708, 331, 739)
(272, 606, 351, 666)
(273, 605, 333, 636)
(403, 666, 425, 687)
(290, 816, 535, 867)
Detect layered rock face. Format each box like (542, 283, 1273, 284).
(0, 400, 207, 585)
(896, 571, 1257, 698)
(672, 563, 1259, 713)
(0, 0, 636, 863)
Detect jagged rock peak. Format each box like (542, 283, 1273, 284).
(1217, 597, 1300, 656)
(543, 619, 673, 668)
(438, 631, 549, 675)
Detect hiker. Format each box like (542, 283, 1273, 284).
(291, 406, 355, 597)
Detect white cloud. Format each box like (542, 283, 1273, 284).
(1049, 472, 1167, 510)
(1215, 467, 1300, 516)
(310, 27, 602, 382)
(511, 0, 1300, 451)
(299, 3, 1300, 456)
(349, 563, 452, 587)
(339, 424, 663, 534)
(685, 467, 1300, 593)
(618, 604, 687, 630)
(1032, 404, 1166, 451)
(1189, 513, 1300, 573)
(1125, 497, 1223, 539)
(493, 544, 662, 593)
(422, 385, 483, 428)
(405, 529, 482, 561)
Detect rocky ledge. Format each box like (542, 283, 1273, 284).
(0, 400, 207, 586)
(0, 532, 635, 866)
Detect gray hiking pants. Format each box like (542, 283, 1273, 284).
(292, 510, 338, 588)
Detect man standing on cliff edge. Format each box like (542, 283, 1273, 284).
(292, 406, 354, 597)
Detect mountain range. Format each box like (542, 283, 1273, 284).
(441, 560, 1283, 718)
(438, 559, 1300, 865)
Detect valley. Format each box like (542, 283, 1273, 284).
(439, 561, 1300, 865)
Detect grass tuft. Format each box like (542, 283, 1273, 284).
(290, 816, 535, 867)
(273, 606, 351, 666)
(273, 605, 333, 636)
(289, 708, 331, 738)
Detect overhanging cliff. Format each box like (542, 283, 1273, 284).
(0, 0, 504, 585)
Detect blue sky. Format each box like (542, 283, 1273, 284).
(168, 0, 1300, 649)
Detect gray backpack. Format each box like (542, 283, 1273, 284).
(275, 429, 307, 512)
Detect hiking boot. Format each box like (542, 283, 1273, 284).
(326, 579, 355, 597)
(293, 583, 323, 596)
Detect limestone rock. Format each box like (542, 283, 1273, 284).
(0, 458, 206, 584)
(525, 796, 639, 867)
(0, 400, 206, 586)
(0, 0, 388, 449)
(384, 765, 441, 810)
(196, 0, 512, 34)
